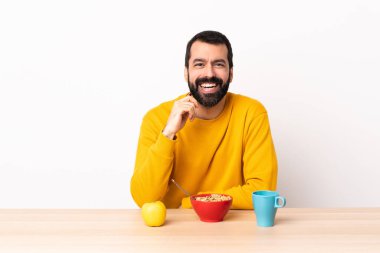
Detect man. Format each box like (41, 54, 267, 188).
(131, 31, 277, 209)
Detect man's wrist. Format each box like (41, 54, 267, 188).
(162, 128, 176, 140)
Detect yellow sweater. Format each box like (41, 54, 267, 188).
(130, 92, 278, 209)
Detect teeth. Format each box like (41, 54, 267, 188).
(200, 83, 216, 88)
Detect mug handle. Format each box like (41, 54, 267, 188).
(275, 196, 286, 208)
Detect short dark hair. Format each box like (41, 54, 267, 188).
(185, 30, 233, 69)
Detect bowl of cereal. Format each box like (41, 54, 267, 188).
(190, 193, 233, 222)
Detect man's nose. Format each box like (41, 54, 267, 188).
(204, 64, 215, 78)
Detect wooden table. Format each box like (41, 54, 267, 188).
(0, 208, 379, 252)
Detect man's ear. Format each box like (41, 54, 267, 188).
(184, 67, 188, 82)
(229, 68, 234, 83)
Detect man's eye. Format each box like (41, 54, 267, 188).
(215, 63, 225, 67)
(194, 63, 204, 67)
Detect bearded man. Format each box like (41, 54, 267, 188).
(131, 31, 278, 209)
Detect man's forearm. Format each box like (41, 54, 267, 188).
(130, 133, 176, 207)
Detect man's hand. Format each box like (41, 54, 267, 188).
(162, 95, 199, 139)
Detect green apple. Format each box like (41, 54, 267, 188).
(141, 201, 166, 227)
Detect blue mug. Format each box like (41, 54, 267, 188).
(252, 190, 286, 227)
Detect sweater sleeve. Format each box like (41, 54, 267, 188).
(130, 111, 177, 207)
(181, 111, 278, 209)
(225, 112, 278, 209)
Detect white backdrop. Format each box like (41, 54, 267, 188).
(1, 0, 379, 208)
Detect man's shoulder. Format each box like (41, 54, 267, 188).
(229, 93, 267, 115)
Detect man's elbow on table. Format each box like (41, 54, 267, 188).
(130, 178, 165, 208)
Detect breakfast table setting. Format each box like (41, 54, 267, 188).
(1, 190, 379, 253)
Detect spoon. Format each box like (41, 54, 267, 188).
(171, 179, 190, 197)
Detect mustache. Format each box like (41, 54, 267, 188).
(195, 76, 224, 87)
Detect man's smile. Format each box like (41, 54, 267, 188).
(199, 83, 220, 93)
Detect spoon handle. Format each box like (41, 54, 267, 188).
(171, 179, 190, 196)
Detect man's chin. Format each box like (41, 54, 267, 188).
(200, 92, 219, 99)
(194, 92, 226, 108)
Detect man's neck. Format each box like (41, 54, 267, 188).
(196, 96, 227, 120)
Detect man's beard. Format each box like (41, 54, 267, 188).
(187, 74, 230, 108)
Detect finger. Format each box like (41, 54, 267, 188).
(187, 96, 200, 108)
(181, 103, 196, 119)
(181, 102, 197, 108)
(178, 95, 199, 108)
(190, 105, 196, 121)
(178, 96, 193, 103)
(181, 105, 196, 121)
(189, 106, 196, 121)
